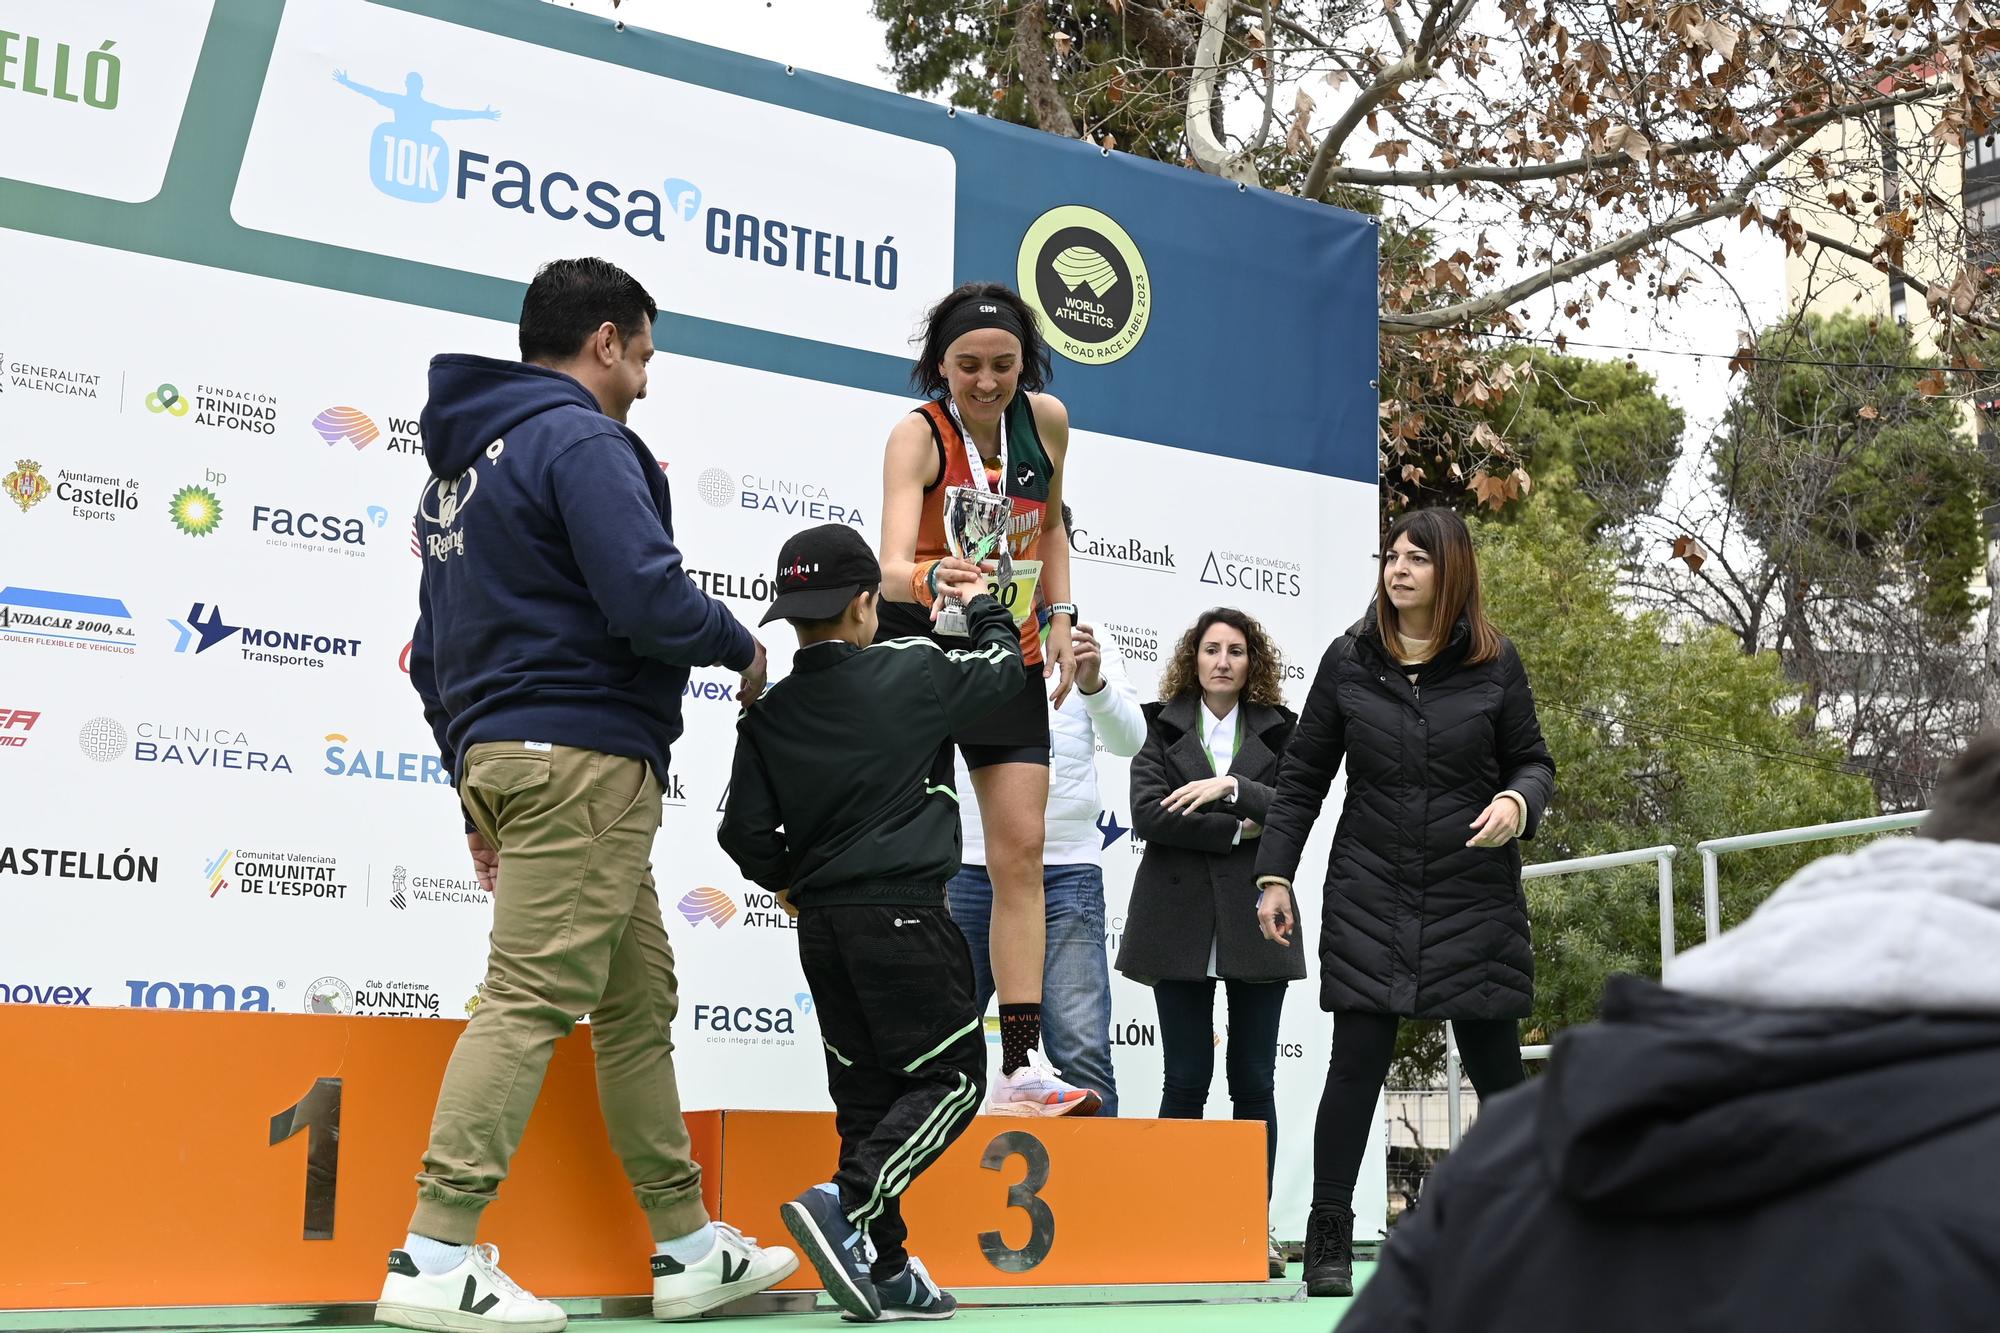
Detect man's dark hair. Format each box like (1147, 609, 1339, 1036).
(1921, 730, 2000, 843)
(786, 587, 879, 633)
(518, 258, 657, 364)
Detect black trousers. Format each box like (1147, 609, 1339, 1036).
(1154, 978, 1287, 1196)
(1313, 1011, 1525, 1209)
(799, 904, 987, 1278)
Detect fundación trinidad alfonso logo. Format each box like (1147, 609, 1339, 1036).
(334, 68, 499, 203)
(168, 483, 223, 537)
(1016, 205, 1152, 365)
(146, 383, 190, 418)
(312, 406, 380, 450)
(677, 885, 739, 928)
(5, 460, 51, 513)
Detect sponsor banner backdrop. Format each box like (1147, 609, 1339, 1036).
(0, 0, 1383, 1240)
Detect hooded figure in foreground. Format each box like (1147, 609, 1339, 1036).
(1341, 730, 2000, 1332)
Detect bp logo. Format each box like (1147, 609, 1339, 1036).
(168, 484, 223, 537)
(1016, 205, 1152, 365)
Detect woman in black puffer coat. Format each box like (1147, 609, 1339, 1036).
(1252, 507, 1555, 1298)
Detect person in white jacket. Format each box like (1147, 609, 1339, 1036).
(949, 593, 1147, 1115)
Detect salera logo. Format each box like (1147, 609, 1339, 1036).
(1016, 205, 1152, 365)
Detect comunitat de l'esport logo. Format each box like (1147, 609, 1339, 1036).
(1016, 205, 1152, 365)
(335, 69, 901, 293)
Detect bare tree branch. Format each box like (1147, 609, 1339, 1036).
(1188, 0, 1260, 181)
(1383, 127, 1815, 333)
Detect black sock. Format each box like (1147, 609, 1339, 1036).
(999, 1003, 1041, 1075)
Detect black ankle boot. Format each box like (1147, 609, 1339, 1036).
(1303, 1203, 1354, 1297)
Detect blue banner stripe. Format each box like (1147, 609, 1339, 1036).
(0, 587, 134, 618)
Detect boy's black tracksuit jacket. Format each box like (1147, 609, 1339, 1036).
(718, 594, 1020, 906)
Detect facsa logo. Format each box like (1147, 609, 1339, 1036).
(253, 504, 370, 547)
(0, 708, 38, 749)
(692, 1002, 799, 1034)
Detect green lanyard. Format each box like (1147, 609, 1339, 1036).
(1204, 711, 1243, 776)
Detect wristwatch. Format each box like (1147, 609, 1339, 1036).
(1048, 601, 1078, 622)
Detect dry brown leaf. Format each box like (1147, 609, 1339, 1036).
(1859, 403, 1880, 419)
(1052, 30, 1074, 56)
(1915, 370, 1950, 395)
(1671, 535, 1706, 572)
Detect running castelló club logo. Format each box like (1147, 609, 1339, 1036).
(677, 885, 739, 928)
(167, 483, 222, 537)
(5, 460, 51, 513)
(335, 68, 499, 203)
(312, 406, 380, 450)
(1017, 205, 1152, 365)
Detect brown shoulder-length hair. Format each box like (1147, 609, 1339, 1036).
(1377, 508, 1501, 665)
(1158, 607, 1286, 707)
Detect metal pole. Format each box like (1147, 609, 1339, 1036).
(1444, 1021, 1462, 1148)
(1702, 848, 1721, 942)
(1656, 849, 1676, 966)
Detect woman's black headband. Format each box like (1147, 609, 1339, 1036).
(934, 296, 1030, 359)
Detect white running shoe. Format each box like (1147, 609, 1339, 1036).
(651, 1221, 800, 1320)
(377, 1244, 567, 1333)
(986, 1048, 1103, 1117)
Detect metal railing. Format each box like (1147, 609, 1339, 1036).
(1697, 810, 1929, 941)
(1443, 844, 1678, 1147)
(1437, 813, 1933, 1148)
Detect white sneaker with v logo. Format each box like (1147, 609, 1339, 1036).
(651, 1221, 800, 1320)
(377, 1244, 566, 1333)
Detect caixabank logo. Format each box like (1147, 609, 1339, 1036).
(1017, 205, 1152, 365)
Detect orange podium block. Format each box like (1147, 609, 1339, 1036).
(0, 1007, 1268, 1312)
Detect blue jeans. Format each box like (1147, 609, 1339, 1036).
(946, 862, 1120, 1116)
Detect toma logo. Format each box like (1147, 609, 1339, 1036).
(312, 406, 380, 450)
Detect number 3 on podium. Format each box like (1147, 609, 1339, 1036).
(978, 1130, 1054, 1272)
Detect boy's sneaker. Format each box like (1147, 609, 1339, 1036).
(846, 1256, 956, 1322)
(987, 1049, 1102, 1117)
(650, 1222, 800, 1320)
(780, 1184, 881, 1321)
(377, 1244, 567, 1333)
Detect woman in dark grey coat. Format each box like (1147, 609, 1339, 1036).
(1116, 606, 1301, 1276)
(1253, 507, 1555, 1298)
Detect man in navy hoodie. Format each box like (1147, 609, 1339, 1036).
(377, 258, 797, 1332)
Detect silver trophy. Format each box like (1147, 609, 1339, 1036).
(936, 485, 1015, 636)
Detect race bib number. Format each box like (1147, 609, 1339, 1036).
(990, 559, 1043, 627)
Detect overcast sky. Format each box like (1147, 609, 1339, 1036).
(549, 0, 1788, 456)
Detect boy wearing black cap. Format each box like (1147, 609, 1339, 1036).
(718, 522, 1018, 1323)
